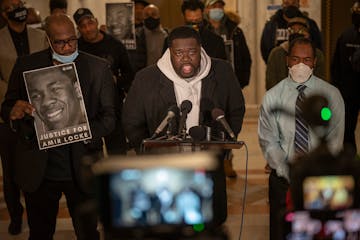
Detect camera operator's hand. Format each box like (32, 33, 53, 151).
(10, 100, 35, 120)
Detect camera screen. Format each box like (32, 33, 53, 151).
(108, 168, 214, 227)
(286, 210, 360, 240)
(303, 175, 354, 211)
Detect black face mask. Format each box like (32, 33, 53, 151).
(352, 13, 360, 29)
(7, 7, 28, 23)
(283, 6, 302, 18)
(185, 21, 203, 32)
(144, 17, 160, 30)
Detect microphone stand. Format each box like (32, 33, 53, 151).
(166, 121, 174, 139)
(178, 128, 187, 140)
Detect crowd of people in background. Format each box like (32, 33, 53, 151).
(0, 0, 359, 239)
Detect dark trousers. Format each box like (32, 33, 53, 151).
(269, 170, 289, 240)
(0, 123, 23, 222)
(104, 118, 127, 155)
(24, 179, 99, 240)
(343, 100, 360, 154)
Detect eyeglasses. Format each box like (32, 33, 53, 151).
(51, 37, 78, 49)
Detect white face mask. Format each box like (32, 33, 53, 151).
(288, 62, 313, 83)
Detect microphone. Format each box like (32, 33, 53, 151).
(151, 105, 179, 139)
(211, 108, 236, 141)
(177, 100, 193, 136)
(189, 126, 206, 142)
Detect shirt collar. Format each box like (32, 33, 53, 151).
(287, 74, 316, 90)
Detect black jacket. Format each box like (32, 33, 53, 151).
(206, 17, 252, 88)
(198, 27, 227, 60)
(78, 31, 134, 97)
(260, 8, 322, 63)
(1, 49, 116, 192)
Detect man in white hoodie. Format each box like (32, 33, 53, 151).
(123, 26, 245, 151)
(123, 26, 245, 225)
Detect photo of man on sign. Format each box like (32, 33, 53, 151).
(24, 63, 92, 149)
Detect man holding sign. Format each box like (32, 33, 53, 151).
(1, 14, 115, 240)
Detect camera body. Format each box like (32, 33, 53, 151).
(286, 143, 360, 239)
(92, 152, 229, 240)
(290, 144, 360, 212)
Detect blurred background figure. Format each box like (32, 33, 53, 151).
(260, 0, 322, 63)
(203, 0, 251, 178)
(26, 7, 42, 29)
(134, 0, 149, 32)
(266, 16, 325, 91)
(204, 0, 252, 89)
(0, 12, 5, 28)
(49, 0, 67, 15)
(0, 0, 48, 235)
(143, 3, 168, 66)
(174, 0, 226, 60)
(74, 7, 134, 155)
(131, 0, 149, 71)
(331, 0, 360, 156)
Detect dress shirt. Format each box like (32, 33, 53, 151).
(258, 75, 345, 180)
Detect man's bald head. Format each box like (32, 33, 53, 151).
(44, 14, 78, 57)
(44, 14, 75, 37)
(143, 4, 160, 19)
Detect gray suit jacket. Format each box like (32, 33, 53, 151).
(0, 26, 48, 120)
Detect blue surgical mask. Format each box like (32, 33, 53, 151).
(209, 8, 224, 22)
(52, 50, 79, 63)
(47, 36, 79, 63)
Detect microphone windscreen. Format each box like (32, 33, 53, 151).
(189, 126, 206, 141)
(180, 100, 192, 113)
(211, 108, 225, 120)
(168, 105, 180, 116)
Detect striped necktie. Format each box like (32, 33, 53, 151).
(294, 85, 309, 154)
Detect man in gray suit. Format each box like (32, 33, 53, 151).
(0, 0, 48, 235)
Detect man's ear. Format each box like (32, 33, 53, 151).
(74, 82, 82, 99)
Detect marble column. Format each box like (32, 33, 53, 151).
(225, 0, 270, 106)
